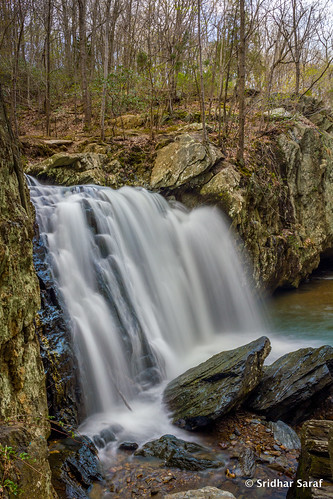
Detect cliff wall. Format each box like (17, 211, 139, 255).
(0, 87, 56, 498)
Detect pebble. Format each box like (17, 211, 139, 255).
(234, 427, 241, 436)
(265, 429, 272, 433)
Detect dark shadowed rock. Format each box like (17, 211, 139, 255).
(33, 231, 84, 427)
(288, 420, 333, 498)
(48, 436, 103, 498)
(118, 441, 139, 452)
(247, 346, 333, 424)
(134, 434, 224, 471)
(163, 337, 271, 430)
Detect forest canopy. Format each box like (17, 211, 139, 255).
(1, 0, 332, 152)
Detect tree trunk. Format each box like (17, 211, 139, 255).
(236, 0, 246, 164)
(197, 0, 208, 144)
(45, 0, 52, 136)
(78, 0, 91, 129)
(100, 0, 112, 141)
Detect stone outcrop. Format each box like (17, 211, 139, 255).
(0, 87, 56, 496)
(289, 420, 333, 498)
(247, 345, 333, 424)
(152, 100, 333, 292)
(150, 134, 223, 189)
(26, 152, 112, 186)
(163, 337, 271, 430)
(134, 435, 223, 471)
(24, 98, 333, 293)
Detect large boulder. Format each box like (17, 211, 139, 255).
(134, 434, 223, 471)
(150, 134, 223, 189)
(247, 345, 333, 424)
(289, 420, 333, 498)
(163, 337, 271, 430)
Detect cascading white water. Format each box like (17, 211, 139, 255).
(27, 177, 267, 447)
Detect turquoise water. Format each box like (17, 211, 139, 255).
(268, 269, 333, 349)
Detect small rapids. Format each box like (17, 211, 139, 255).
(26, 177, 304, 454)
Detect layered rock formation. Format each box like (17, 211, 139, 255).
(0, 87, 56, 496)
(289, 420, 333, 498)
(247, 345, 333, 424)
(163, 337, 271, 430)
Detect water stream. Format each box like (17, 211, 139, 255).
(27, 177, 329, 454)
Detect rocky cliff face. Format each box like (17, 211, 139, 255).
(151, 101, 333, 292)
(26, 98, 333, 293)
(0, 88, 56, 498)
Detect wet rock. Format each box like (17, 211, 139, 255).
(48, 436, 103, 498)
(151, 134, 223, 189)
(247, 345, 333, 424)
(269, 421, 301, 450)
(163, 337, 271, 430)
(33, 233, 84, 427)
(93, 435, 105, 449)
(118, 441, 139, 451)
(100, 428, 117, 444)
(164, 487, 236, 498)
(289, 420, 333, 498)
(238, 447, 256, 477)
(134, 434, 223, 471)
(109, 423, 124, 434)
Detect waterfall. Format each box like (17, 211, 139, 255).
(27, 177, 265, 445)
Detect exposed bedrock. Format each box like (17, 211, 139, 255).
(151, 99, 333, 292)
(0, 86, 56, 497)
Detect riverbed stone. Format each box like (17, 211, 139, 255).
(164, 487, 236, 498)
(247, 345, 333, 424)
(269, 421, 301, 450)
(163, 337, 271, 430)
(134, 434, 223, 471)
(151, 134, 223, 188)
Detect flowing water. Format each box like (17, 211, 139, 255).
(26, 177, 329, 456)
